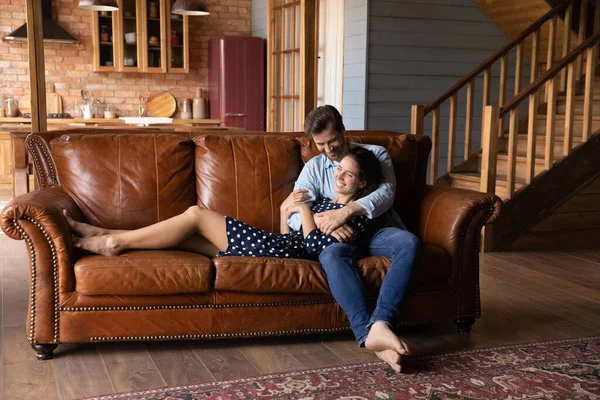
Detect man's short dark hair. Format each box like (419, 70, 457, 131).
(304, 105, 345, 135)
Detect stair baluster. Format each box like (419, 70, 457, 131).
(526, 30, 540, 184)
(448, 94, 458, 172)
(465, 81, 475, 160)
(430, 108, 440, 185)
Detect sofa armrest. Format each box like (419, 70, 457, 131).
(419, 185, 501, 253)
(418, 185, 501, 320)
(0, 186, 81, 344)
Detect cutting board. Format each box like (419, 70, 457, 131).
(18, 85, 63, 115)
(147, 91, 176, 117)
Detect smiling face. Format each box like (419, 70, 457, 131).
(333, 155, 366, 197)
(311, 123, 348, 162)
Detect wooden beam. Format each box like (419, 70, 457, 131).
(26, 0, 47, 132)
(300, 0, 317, 122)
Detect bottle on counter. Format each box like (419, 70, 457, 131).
(0, 96, 5, 118)
(192, 88, 206, 119)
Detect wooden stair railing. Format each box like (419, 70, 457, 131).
(411, 0, 594, 189)
(492, 29, 600, 198)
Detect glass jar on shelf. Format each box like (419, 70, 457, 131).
(101, 26, 110, 42)
(5, 97, 18, 117)
(149, 1, 158, 18)
(104, 104, 116, 119)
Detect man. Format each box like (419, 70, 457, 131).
(283, 105, 419, 373)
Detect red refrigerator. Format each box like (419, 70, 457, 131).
(208, 36, 265, 131)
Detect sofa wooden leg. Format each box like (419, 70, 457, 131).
(455, 316, 476, 334)
(31, 344, 58, 360)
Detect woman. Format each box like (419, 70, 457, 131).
(66, 147, 383, 258)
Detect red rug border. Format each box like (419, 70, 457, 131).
(79, 334, 600, 400)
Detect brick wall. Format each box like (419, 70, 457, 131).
(0, 0, 251, 117)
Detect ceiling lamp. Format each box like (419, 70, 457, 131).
(78, 0, 119, 11)
(171, 0, 209, 16)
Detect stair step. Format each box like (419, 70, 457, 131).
(475, 153, 548, 182)
(500, 134, 583, 159)
(446, 172, 525, 201)
(554, 98, 600, 116)
(530, 115, 600, 136)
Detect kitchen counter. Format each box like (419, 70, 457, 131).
(0, 117, 221, 126)
(0, 117, 236, 200)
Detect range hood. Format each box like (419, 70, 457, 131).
(3, 0, 77, 44)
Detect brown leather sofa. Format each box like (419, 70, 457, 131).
(0, 129, 501, 360)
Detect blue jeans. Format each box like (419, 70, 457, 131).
(319, 227, 418, 347)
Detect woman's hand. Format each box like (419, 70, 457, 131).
(281, 189, 310, 217)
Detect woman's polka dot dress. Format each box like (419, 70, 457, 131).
(216, 198, 368, 259)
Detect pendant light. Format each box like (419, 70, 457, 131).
(171, 0, 209, 16)
(78, 0, 119, 11)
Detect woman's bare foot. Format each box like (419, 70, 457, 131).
(375, 349, 402, 372)
(63, 209, 108, 238)
(365, 321, 409, 355)
(72, 235, 121, 256)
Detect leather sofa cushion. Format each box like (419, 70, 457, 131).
(214, 244, 450, 295)
(213, 256, 330, 294)
(194, 135, 301, 233)
(74, 250, 214, 295)
(51, 133, 196, 230)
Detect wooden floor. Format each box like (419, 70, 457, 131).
(1, 235, 600, 400)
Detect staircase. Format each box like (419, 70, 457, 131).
(442, 77, 600, 200)
(411, 0, 600, 251)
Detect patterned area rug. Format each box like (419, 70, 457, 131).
(83, 336, 600, 400)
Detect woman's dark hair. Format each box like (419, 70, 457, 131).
(304, 105, 345, 136)
(345, 147, 383, 200)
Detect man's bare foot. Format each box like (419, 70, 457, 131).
(365, 321, 409, 355)
(375, 349, 402, 372)
(72, 235, 121, 256)
(63, 209, 108, 238)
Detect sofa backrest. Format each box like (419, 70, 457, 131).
(37, 129, 430, 233)
(194, 134, 302, 233)
(297, 132, 431, 233)
(193, 131, 431, 234)
(50, 133, 196, 229)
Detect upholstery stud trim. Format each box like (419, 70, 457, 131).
(13, 217, 60, 344)
(60, 300, 338, 311)
(90, 327, 352, 342)
(455, 204, 495, 320)
(59, 289, 448, 312)
(27, 136, 59, 188)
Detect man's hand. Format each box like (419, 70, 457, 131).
(330, 224, 355, 243)
(314, 208, 350, 234)
(281, 189, 310, 218)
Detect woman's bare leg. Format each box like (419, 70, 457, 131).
(71, 206, 228, 256)
(65, 210, 220, 256)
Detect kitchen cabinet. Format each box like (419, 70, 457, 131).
(91, 0, 189, 73)
(0, 132, 12, 191)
